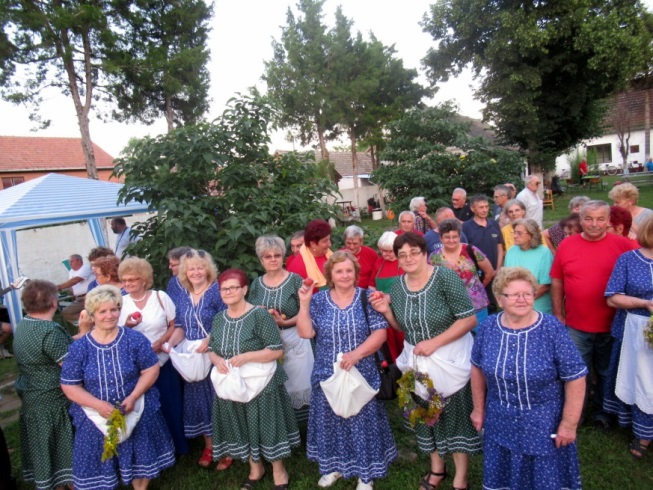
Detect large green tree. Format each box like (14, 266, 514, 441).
(106, 0, 212, 132)
(114, 96, 339, 284)
(373, 104, 524, 212)
(422, 0, 645, 171)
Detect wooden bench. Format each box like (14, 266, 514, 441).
(616, 172, 653, 186)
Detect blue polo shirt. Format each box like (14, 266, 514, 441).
(462, 218, 504, 269)
(425, 230, 469, 256)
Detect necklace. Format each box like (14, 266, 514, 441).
(191, 284, 208, 296)
(131, 291, 149, 302)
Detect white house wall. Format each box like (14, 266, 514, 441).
(337, 177, 380, 210)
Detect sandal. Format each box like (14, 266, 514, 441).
(215, 456, 233, 471)
(198, 447, 212, 468)
(241, 472, 266, 490)
(629, 438, 650, 459)
(273, 480, 290, 490)
(419, 466, 448, 490)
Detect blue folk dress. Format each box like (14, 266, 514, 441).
(307, 288, 397, 484)
(604, 249, 653, 439)
(60, 327, 175, 490)
(472, 312, 587, 490)
(174, 281, 226, 437)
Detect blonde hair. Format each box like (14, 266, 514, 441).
(637, 213, 653, 248)
(492, 267, 538, 299)
(118, 257, 154, 289)
(324, 250, 360, 289)
(85, 285, 123, 317)
(608, 182, 639, 204)
(178, 249, 218, 291)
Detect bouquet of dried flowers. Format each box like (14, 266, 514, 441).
(101, 405, 126, 462)
(397, 369, 446, 428)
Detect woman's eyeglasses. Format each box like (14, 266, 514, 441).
(220, 286, 243, 294)
(261, 253, 283, 261)
(501, 292, 534, 300)
(397, 250, 423, 260)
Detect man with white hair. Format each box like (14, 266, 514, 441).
(450, 188, 473, 222)
(516, 176, 543, 227)
(340, 225, 379, 289)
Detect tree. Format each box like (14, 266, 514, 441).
(609, 91, 635, 170)
(0, 0, 123, 178)
(422, 0, 645, 172)
(105, 0, 212, 131)
(263, 0, 335, 161)
(113, 95, 339, 285)
(373, 104, 524, 212)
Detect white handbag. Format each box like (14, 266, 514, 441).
(210, 360, 277, 403)
(319, 353, 378, 419)
(396, 333, 473, 398)
(82, 395, 145, 443)
(166, 339, 212, 382)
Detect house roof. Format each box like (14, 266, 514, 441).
(329, 151, 374, 177)
(0, 136, 115, 172)
(603, 88, 653, 133)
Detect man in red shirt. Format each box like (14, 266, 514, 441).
(285, 230, 304, 269)
(341, 225, 379, 289)
(551, 200, 637, 428)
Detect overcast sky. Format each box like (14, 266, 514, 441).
(0, 0, 648, 158)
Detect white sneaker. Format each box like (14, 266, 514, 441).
(317, 472, 343, 488)
(356, 479, 374, 490)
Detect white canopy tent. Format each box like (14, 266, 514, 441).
(0, 173, 151, 326)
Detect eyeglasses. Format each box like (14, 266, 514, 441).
(122, 277, 142, 283)
(513, 231, 530, 236)
(501, 292, 535, 300)
(185, 249, 207, 258)
(397, 250, 423, 260)
(261, 253, 283, 261)
(220, 286, 243, 294)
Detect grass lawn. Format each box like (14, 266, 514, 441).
(3, 179, 653, 488)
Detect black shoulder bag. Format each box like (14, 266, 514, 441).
(360, 291, 402, 400)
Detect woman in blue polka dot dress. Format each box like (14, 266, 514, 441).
(472, 268, 587, 490)
(297, 251, 397, 490)
(61, 285, 175, 490)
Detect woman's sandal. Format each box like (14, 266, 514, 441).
(215, 456, 233, 471)
(419, 466, 448, 489)
(241, 471, 266, 490)
(198, 447, 212, 468)
(629, 438, 650, 459)
(273, 480, 290, 490)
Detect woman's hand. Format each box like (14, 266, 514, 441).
(553, 420, 577, 448)
(78, 310, 94, 335)
(229, 352, 252, 367)
(340, 350, 361, 371)
(124, 312, 142, 328)
(470, 407, 485, 432)
(120, 396, 136, 415)
(268, 308, 288, 326)
(369, 291, 390, 314)
(96, 400, 117, 419)
(298, 277, 315, 304)
(414, 338, 437, 357)
(151, 338, 165, 353)
(196, 338, 210, 353)
(211, 354, 230, 374)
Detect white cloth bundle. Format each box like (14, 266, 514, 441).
(166, 339, 212, 382)
(210, 360, 277, 403)
(280, 327, 314, 408)
(396, 333, 473, 398)
(320, 353, 378, 419)
(616, 312, 653, 415)
(82, 395, 145, 443)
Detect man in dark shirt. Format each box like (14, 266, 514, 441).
(450, 187, 473, 222)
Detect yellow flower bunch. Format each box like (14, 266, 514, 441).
(101, 406, 126, 462)
(397, 370, 446, 428)
(644, 315, 653, 350)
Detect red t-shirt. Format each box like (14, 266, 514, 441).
(285, 254, 297, 270)
(369, 257, 404, 289)
(340, 245, 379, 289)
(394, 229, 424, 236)
(550, 233, 637, 333)
(286, 253, 329, 286)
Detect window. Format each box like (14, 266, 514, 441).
(587, 144, 612, 164)
(2, 177, 24, 189)
(630, 145, 640, 153)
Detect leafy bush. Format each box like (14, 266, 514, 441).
(114, 96, 339, 286)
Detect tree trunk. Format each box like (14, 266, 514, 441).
(646, 87, 651, 160)
(370, 145, 386, 213)
(59, 28, 98, 179)
(165, 96, 174, 132)
(350, 128, 359, 216)
(317, 127, 330, 162)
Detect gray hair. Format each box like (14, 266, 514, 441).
(493, 184, 510, 197)
(505, 198, 526, 212)
(409, 197, 426, 212)
(568, 196, 590, 212)
(434, 207, 454, 224)
(290, 230, 304, 240)
(452, 187, 467, 198)
(525, 175, 538, 184)
(398, 210, 414, 222)
(580, 200, 610, 219)
(255, 235, 286, 259)
(377, 231, 398, 249)
(512, 219, 542, 249)
(343, 225, 365, 240)
(85, 285, 123, 318)
(167, 246, 192, 261)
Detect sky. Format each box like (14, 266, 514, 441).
(0, 0, 648, 158)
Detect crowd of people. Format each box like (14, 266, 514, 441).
(7, 178, 653, 490)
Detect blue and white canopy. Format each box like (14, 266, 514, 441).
(0, 173, 151, 326)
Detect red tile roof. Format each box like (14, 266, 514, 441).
(0, 136, 115, 172)
(603, 88, 653, 133)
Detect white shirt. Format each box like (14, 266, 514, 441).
(69, 263, 94, 297)
(115, 226, 140, 257)
(516, 188, 543, 228)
